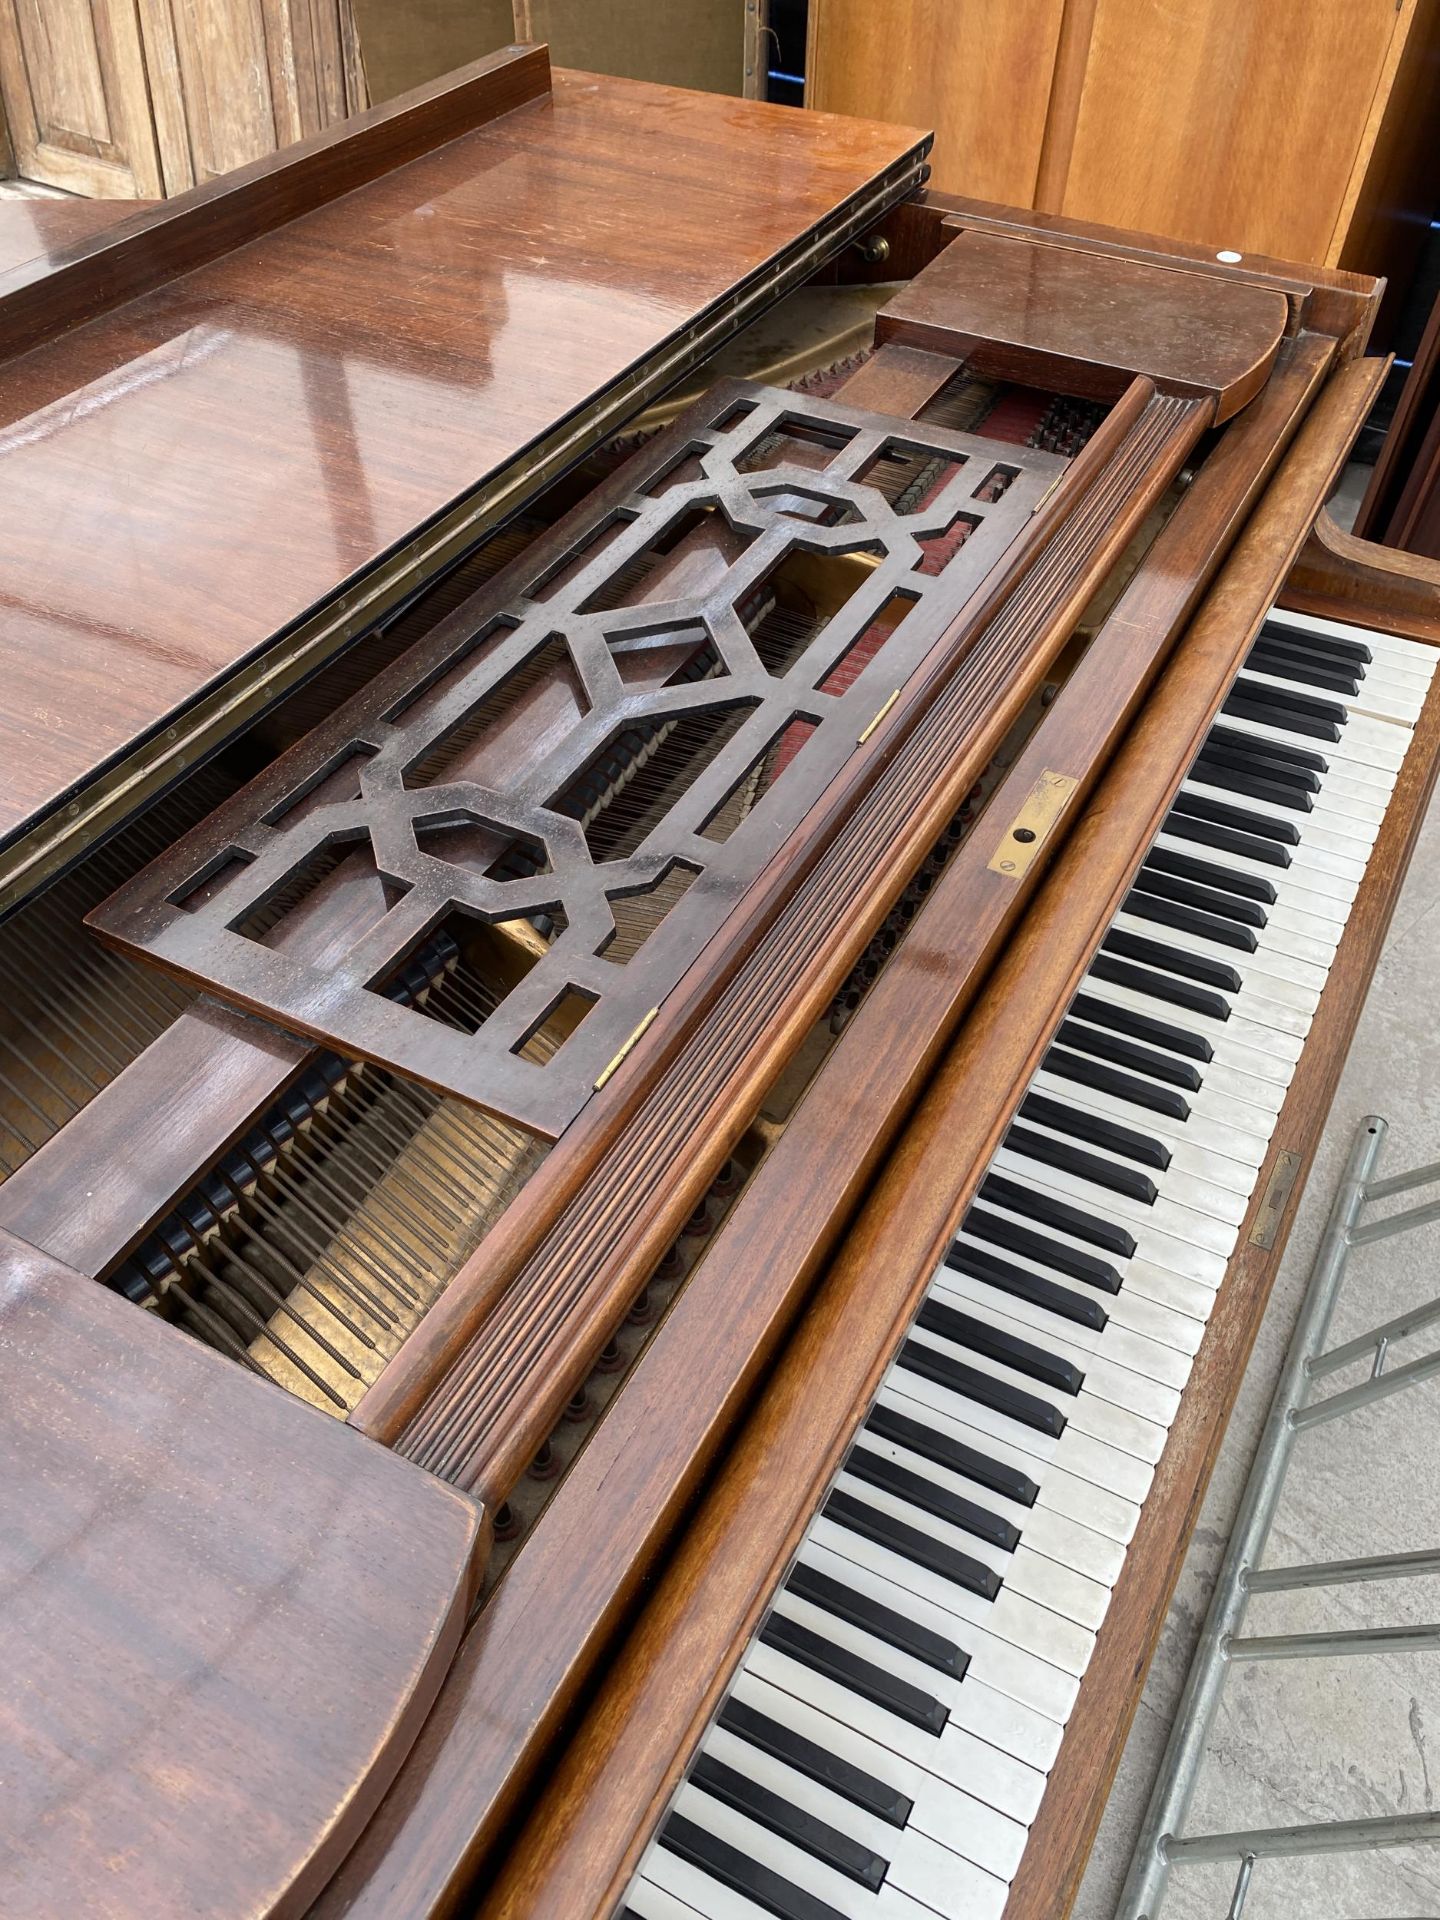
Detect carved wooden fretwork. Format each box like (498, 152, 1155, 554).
(90, 380, 1066, 1136)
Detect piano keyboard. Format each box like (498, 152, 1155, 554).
(620, 607, 1436, 1920)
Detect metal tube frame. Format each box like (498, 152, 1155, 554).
(1116, 1116, 1440, 1919)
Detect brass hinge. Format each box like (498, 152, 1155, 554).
(1249, 1149, 1303, 1250)
(987, 769, 1079, 879)
(593, 1007, 658, 1090)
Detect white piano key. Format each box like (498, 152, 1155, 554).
(905, 1323, 1170, 1466)
(1110, 910, 1328, 999)
(968, 1187, 1222, 1315)
(1054, 1421, 1156, 1504)
(1078, 975, 1306, 1078)
(1004, 1114, 1251, 1228)
(1238, 662, 1424, 727)
(874, 1383, 1143, 1546)
(809, 1509, 1098, 1678)
(953, 1220, 1214, 1344)
(828, 1469, 1112, 1633)
(1263, 607, 1438, 680)
(988, 1146, 1237, 1263)
(924, 1281, 1185, 1427)
(1150, 828, 1358, 910)
(1026, 1065, 1275, 1180)
(859, 1412, 1125, 1586)
(642, 1850, 773, 1920)
(746, 1629, 1065, 1805)
(701, 1722, 1030, 1887)
(892, 1339, 1063, 1468)
(667, 1787, 965, 1920)
(729, 1669, 1044, 1872)
(934, 1260, 1194, 1391)
(1181, 772, 1385, 845)
(789, 1542, 1076, 1758)
(1217, 706, 1405, 775)
(1196, 1054, 1290, 1116)
(630, 1871, 711, 1919)
(1028, 1066, 1271, 1170)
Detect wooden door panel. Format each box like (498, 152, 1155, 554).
(139, 0, 286, 188)
(0, 0, 161, 195)
(1058, 0, 1408, 264)
(807, 0, 1067, 207)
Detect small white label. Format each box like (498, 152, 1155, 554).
(1216, 249, 1243, 264)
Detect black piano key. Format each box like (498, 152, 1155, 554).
(1088, 950, 1234, 1020)
(866, 1397, 1040, 1507)
(1135, 863, 1269, 930)
(1260, 616, 1370, 666)
(1103, 926, 1244, 992)
(719, 1696, 913, 1828)
(898, 1335, 1067, 1438)
(691, 1753, 890, 1894)
(846, 1442, 1020, 1553)
(1122, 885, 1259, 952)
(1231, 671, 1350, 727)
(1070, 988, 1211, 1064)
(1197, 734, 1321, 793)
(1170, 787, 1301, 846)
(1205, 719, 1329, 774)
(788, 1558, 972, 1677)
(1056, 1014, 1204, 1089)
(1223, 691, 1342, 743)
(1021, 1089, 1170, 1171)
(982, 1169, 1138, 1257)
(824, 1488, 1002, 1600)
(1192, 751, 1315, 812)
(1044, 1042, 1193, 1123)
(1247, 640, 1360, 695)
(1145, 843, 1278, 905)
(761, 1610, 949, 1735)
(1006, 1118, 1159, 1205)
(964, 1202, 1124, 1296)
(1163, 808, 1294, 869)
(948, 1234, 1109, 1331)
(662, 1811, 848, 1920)
(917, 1295, 1084, 1395)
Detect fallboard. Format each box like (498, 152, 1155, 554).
(89, 379, 1067, 1138)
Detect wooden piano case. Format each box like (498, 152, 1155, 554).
(0, 47, 1437, 1920)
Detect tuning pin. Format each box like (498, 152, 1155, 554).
(528, 1440, 560, 1481)
(681, 1201, 713, 1240)
(493, 1502, 521, 1541)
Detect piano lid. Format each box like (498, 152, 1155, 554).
(0, 47, 927, 912)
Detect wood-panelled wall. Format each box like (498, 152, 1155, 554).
(809, 0, 1438, 290)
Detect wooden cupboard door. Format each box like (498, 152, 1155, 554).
(1053, 0, 1414, 265)
(136, 0, 350, 194)
(0, 0, 162, 196)
(807, 0, 1067, 206)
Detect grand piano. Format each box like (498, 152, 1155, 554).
(2, 42, 1437, 1920)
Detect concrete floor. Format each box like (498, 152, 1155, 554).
(1074, 726, 1440, 1914)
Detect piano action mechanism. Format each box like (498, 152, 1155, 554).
(0, 38, 1437, 1920)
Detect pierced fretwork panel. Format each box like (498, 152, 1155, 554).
(91, 381, 1066, 1137)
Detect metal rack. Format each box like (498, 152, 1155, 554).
(1118, 1114, 1440, 1919)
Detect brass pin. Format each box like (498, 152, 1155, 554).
(858, 689, 901, 745)
(1031, 470, 1067, 514)
(594, 1007, 659, 1090)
